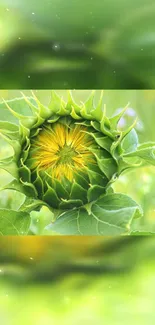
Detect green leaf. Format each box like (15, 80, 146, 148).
(0, 121, 19, 140)
(0, 157, 18, 179)
(121, 128, 139, 154)
(45, 193, 142, 235)
(0, 209, 30, 235)
(123, 142, 155, 165)
(19, 197, 45, 213)
(130, 231, 155, 236)
(0, 97, 35, 124)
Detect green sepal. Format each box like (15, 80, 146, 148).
(30, 113, 45, 129)
(84, 90, 95, 112)
(87, 185, 105, 202)
(20, 179, 38, 198)
(89, 132, 113, 152)
(51, 178, 70, 200)
(90, 120, 101, 132)
(80, 104, 92, 120)
(109, 103, 129, 129)
(70, 182, 88, 204)
(43, 183, 61, 208)
(29, 91, 53, 120)
(74, 171, 90, 190)
(75, 120, 91, 127)
(66, 90, 81, 114)
(59, 199, 83, 210)
(47, 115, 60, 123)
(19, 123, 30, 144)
(49, 91, 65, 114)
(70, 105, 82, 120)
(87, 168, 108, 187)
(58, 101, 70, 116)
(19, 159, 31, 183)
(90, 90, 104, 121)
(96, 156, 118, 180)
(21, 137, 31, 162)
(100, 110, 113, 139)
(33, 170, 44, 198)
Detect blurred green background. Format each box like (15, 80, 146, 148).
(0, 236, 155, 325)
(0, 89, 155, 233)
(0, 0, 155, 88)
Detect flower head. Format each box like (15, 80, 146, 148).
(0, 91, 139, 211)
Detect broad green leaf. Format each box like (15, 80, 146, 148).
(123, 142, 155, 165)
(0, 97, 36, 123)
(45, 193, 142, 235)
(0, 209, 30, 235)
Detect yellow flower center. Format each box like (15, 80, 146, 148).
(29, 123, 95, 181)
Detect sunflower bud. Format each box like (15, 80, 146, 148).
(0, 91, 155, 235)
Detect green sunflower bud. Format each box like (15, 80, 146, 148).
(0, 91, 155, 235)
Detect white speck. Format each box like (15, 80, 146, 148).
(28, 75, 31, 78)
(141, 48, 143, 51)
(32, 12, 35, 15)
(30, 257, 33, 260)
(18, 37, 21, 40)
(90, 57, 93, 60)
(52, 43, 60, 50)
(0, 269, 3, 273)
(6, 8, 9, 11)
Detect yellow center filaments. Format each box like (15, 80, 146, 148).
(29, 123, 95, 181)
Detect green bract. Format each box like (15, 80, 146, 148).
(0, 91, 155, 235)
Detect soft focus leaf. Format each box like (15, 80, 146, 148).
(0, 209, 30, 235)
(45, 193, 142, 235)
